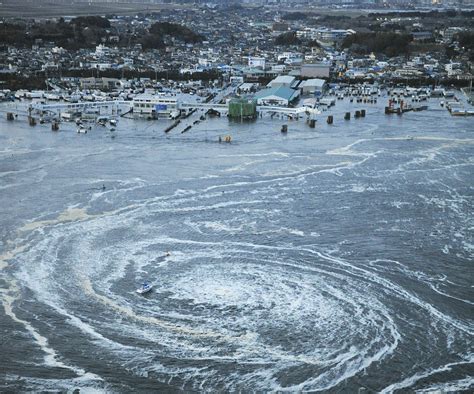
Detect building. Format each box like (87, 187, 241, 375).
(301, 63, 331, 78)
(278, 52, 304, 66)
(412, 32, 433, 41)
(248, 56, 266, 69)
(95, 44, 111, 57)
(443, 27, 464, 42)
(79, 77, 121, 91)
(315, 28, 353, 44)
(269, 75, 296, 89)
(254, 86, 300, 106)
(132, 93, 180, 119)
(238, 82, 258, 93)
(300, 78, 327, 95)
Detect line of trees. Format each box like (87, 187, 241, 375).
(0, 16, 112, 49)
(342, 32, 413, 57)
(0, 18, 204, 51)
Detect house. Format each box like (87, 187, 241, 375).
(254, 86, 300, 106)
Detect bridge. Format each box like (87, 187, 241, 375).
(180, 102, 228, 112)
(29, 99, 320, 118)
(257, 106, 320, 116)
(31, 100, 127, 113)
(179, 103, 320, 117)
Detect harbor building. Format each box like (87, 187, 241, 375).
(300, 78, 327, 96)
(254, 86, 300, 106)
(132, 94, 180, 119)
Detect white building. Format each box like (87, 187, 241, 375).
(300, 78, 327, 95)
(248, 56, 266, 69)
(278, 52, 304, 65)
(132, 94, 180, 118)
(95, 44, 111, 57)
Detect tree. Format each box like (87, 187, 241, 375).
(275, 31, 301, 46)
(149, 22, 204, 44)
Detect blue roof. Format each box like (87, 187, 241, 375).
(254, 86, 298, 102)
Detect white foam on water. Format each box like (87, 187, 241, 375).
(0, 284, 101, 380)
(415, 377, 474, 392)
(3, 133, 472, 391)
(3, 373, 107, 393)
(380, 358, 474, 393)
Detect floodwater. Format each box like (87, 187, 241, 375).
(0, 95, 473, 392)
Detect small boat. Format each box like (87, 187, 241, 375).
(136, 282, 152, 294)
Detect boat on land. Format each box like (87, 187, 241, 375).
(136, 282, 152, 294)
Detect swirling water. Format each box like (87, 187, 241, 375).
(0, 98, 473, 392)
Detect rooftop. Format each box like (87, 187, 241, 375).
(254, 86, 299, 102)
(300, 78, 326, 88)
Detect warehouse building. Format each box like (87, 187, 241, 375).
(254, 86, 300, 106)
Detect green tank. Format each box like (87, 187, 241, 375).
(228, 99, 257, 120)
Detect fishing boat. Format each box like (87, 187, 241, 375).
(136, 282, 152, 294)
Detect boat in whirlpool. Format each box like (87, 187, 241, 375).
(136, 282, 152, 294)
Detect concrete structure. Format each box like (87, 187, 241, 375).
(301, 63, 330, 78)
(254, 86, 300, 106)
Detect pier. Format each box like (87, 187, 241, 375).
(29, 100, 321, 119)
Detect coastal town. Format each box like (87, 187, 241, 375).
(1, 1, 473, 126)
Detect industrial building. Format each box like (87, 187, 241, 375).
(300, 78, 327, 96)
(254, 86, 300, 106)
(301, 63, 331, 78)
(269, 75, 297, 89)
